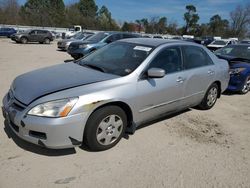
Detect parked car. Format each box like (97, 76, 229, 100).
(0, 27, 16, 37)
(2, 38, 229, 151)
(215, 44, 250, 94)
(207, 39, 237, 51)
(200, 36, 214, 46)
(240, 39, 250, 44)
(11, 29, 53, 44)
(67, 31, 140, 59)
(57, 32, 94, 51)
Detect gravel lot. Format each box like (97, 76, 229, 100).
(0, 38, 250, 188)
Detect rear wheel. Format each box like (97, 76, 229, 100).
(20, 37, 28, 44)
(84, 106, 127, 151)
(239, 76, 250, 94)
(199, 83, 219, 110)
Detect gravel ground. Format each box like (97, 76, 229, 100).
(0, 38, 249, 188)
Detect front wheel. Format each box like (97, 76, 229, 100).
(199, 83, 219, 110)
(44, 38, 50, 44)
(20, 37, 28, 44)
(84, 106, 127, 151)
(239, 76, 250, 94)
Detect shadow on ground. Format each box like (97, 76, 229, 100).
(3, 120, 76, 156)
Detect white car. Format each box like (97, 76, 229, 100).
(207, 39, 237, 51)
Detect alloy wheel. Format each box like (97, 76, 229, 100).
(241, 77, 250, 94)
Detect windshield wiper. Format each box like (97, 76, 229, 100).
(82, 64, 106, 72)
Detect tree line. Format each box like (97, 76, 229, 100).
(0, 0, 249, 38)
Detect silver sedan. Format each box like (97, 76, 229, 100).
(2, 38, 229, 151)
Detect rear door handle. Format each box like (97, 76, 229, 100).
(176, 77, 185, 83)
(208, 70, 215, 75)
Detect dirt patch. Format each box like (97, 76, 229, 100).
(165, 114, 233, 147)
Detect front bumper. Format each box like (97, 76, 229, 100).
(2, 93, 88, 149)
(227, 74, 246, 91)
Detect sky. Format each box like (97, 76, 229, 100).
(17, 0, 249, 25)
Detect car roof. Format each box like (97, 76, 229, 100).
(119, 38, 187, 47)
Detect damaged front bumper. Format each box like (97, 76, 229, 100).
(2, 93, 88, 149)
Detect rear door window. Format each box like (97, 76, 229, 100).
(182, 46, 213, 70)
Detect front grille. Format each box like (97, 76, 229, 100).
(8, 90, 27, 111)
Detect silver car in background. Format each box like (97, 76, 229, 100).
(2, 38, 229, 151)
(57, 32, 94, 51)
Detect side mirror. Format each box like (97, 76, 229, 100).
(147, 68, 165, 78)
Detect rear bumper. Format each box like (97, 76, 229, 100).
(2, 94, 88, 149)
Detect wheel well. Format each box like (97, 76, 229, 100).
(214, 81, 221, 98)
(90, 101, 133, 126)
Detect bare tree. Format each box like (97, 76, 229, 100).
(230, 4, 250, 38)
(0, 0, 20, 24)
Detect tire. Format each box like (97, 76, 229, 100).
(20, 37, 28, 44)
(199, 83, 219, 110)
(84, 106, 127, 151)
(44, 38, 50, 44)
(239, 76, 250, 94)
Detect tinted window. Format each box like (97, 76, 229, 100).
(29, 30, 37, 35)
(182, 46, 213, 69)
(37, 30, 47, 34)
(212, 40, 227, 45)
(148, 47, 182, 74)
(106, 34, 121, 42)
(86, 32, 109, 43)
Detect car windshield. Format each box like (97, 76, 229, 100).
(215, 45, 250, 61)
(85, 32, 109, 43)
(77, 41, 154, 76)
(73, 33, 85, 39)
(211, 40, 227, 45)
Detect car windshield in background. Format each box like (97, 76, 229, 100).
(215, 45, 250, 61)
(212, 40, 227, 45)
(74, 33, 85, 40)
(78, 42, 153, 76)
(85, 32, 109, 43)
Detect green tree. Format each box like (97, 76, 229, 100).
(19, 0, 65, 27)
(121, 22, 134, 32)
(78, 0, 98, 29)
(97, 6, 119, 30)
(208, 15, 229, 36)
(158, 17, 167, 34)
(183, 5, 199, 34)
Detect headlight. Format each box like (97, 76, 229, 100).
(229, 68, 246, 75)
(79, 44, 88, 48)
(28, 98, 78, 118)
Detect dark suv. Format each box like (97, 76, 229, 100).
(0, 27, 16, 37)
(11, 29, 53, 44)
(67, 32, 140, 59)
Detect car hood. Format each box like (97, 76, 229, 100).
(12, 62, 119, 105)
(216, 54, 250, 68)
